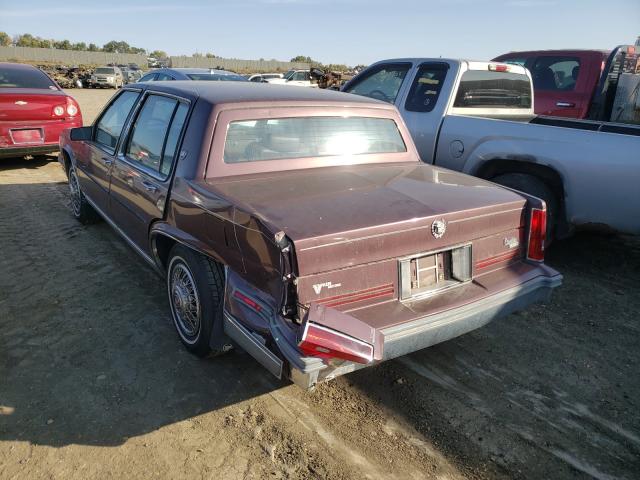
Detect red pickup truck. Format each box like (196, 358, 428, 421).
(493, 45, 639, 120)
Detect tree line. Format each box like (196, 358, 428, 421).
(0, 32, 167, 59)
(0, 33, 360, 69)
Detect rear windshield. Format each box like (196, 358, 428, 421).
(95, 68, 116, 74)
(186, 73, 246, 81)
(0, 67, 57, 89)
(453, 70, 532, 109)
(224, 117, 406, 163)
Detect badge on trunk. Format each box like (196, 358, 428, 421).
(431, 219, 447, 238)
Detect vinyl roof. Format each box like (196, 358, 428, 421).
(131, 80, 391, 107)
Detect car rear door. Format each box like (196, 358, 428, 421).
(108, 92, 190, 252)
(74, 89, 141, 213)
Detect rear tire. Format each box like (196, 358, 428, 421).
(68, 165, 100, 224)
(166, 245, 228, 357)
(492, 173, 558, 244)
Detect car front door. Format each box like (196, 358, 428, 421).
(74, 89, 141, 214)
(109, 92, 190, 253)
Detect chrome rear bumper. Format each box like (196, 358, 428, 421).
(288, 273, 562, 389)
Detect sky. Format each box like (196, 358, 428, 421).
(1, 0, 638, 66)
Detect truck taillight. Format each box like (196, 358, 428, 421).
(527, 208, 546, 262)
(489, 63, 509, 72)
(298, 322, 373, 364)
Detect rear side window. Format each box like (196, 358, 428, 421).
(453, 70, 532, 109)
(224, 116, 406, 163)
(125, 95, 188, 178)
(160, 103, 189, 176)
(405, 63, 448, 112)
(530, 56, 580, 91)
(0, 66, 57, 89)
(94, 91, 140, 153)
(344, 64, 410, 104)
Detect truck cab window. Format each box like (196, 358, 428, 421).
(405, 63, 448, 112)
(531, 57, 580, 91)
(343, 64, 410, 104)
(453, 70, 532, 109)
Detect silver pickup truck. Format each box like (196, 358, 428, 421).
(343, 59, 640, 239)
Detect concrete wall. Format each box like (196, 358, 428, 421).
(0, 46, 147, 65)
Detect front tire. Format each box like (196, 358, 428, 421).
(167, 245, 227, 357)
(68, 166, 100, 224)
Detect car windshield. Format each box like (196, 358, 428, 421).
(186, 73, 247, 81)
(282, 70, 295, 80)
(0, 67, 57, 89)
(96, 68, 116, 74)
(224, 116, 406, 163)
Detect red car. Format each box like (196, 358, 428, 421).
(0, 62, 82, 159)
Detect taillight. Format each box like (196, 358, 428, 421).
(66, 103, 78, 116)
(489, 63, 509, 72)
(527, 208, 546, 262)
(298, 322, 373, 364)
(53, 105, 65, 116)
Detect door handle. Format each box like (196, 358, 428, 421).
(101, 157, 114, 166)
(141, 180, 158, 192)
(556, 101, 575, 108)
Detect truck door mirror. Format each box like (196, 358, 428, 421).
(70, 126, 93, 141)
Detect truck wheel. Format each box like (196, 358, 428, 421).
(167, 245, 227, 357)
(492, 173, 558, 244)
(68, 166, 100, 224)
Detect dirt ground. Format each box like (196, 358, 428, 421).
(0, 90, 638, 480)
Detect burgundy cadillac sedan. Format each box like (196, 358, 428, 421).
(58, 82, 561, 388)
(0, 62, 82, 159)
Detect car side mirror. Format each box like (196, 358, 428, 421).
(70, 126, 92, 141)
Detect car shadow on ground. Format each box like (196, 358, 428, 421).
(0, 180, 285, 448)
(0, 155, 58, 171)
(1, 175, 639, 480)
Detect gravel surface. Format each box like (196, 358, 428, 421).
(0, 90, 638, 480)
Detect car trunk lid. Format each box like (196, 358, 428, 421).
(0, 89, 67, 122)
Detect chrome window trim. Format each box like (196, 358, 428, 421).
(117, 90, 192, 183)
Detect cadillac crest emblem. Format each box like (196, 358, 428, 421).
(431, 219, 447, 238)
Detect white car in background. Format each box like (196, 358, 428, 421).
(265, 69, 317, 87)
(247, 73, 283, 83)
